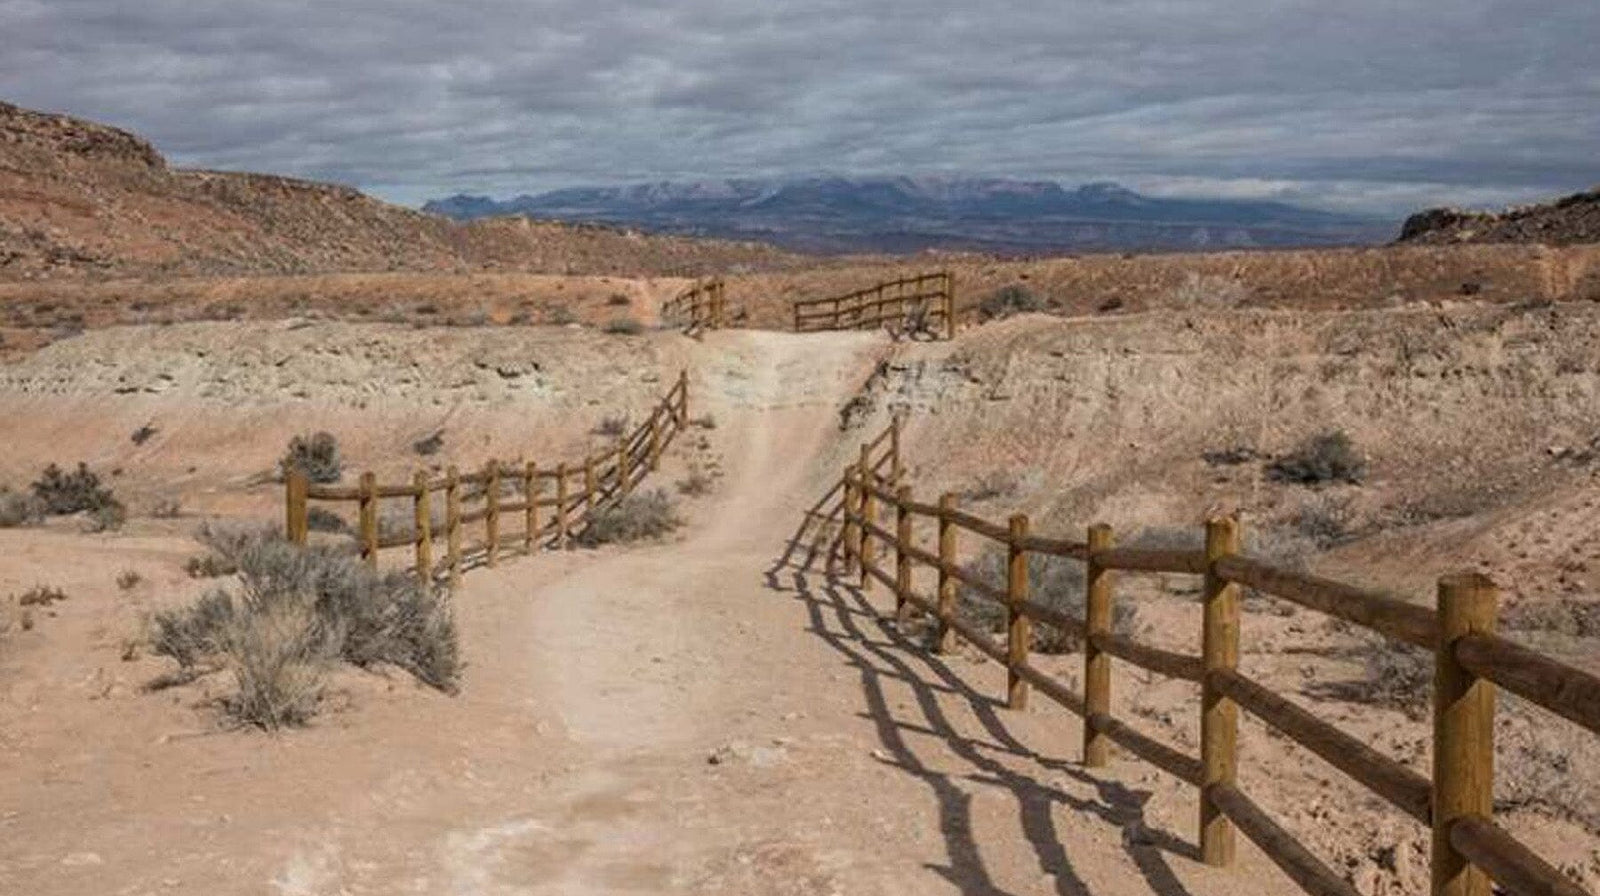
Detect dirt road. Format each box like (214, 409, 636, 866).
(3, 329, 1308, 895)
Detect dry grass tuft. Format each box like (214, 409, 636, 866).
(577, 489, 681, 546)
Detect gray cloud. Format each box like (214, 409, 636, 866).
(2, 0, 1596, 214)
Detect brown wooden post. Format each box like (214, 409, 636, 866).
(445, 466, 461, 586)
(285, 470, 309, 545)
(555, 462, 570, 548)
(936, 492, 958, 653)
(1083, 522, 1115, 767)
(484, 460, 500, 568)
(523, 461, 538, 553)
(647, 410, 662, 471)
(944, 270, 956, 340)
(583, 453, 597, 519)
(412, 471, 432, 579)
(889, 415, 903, 486)
(1006, 514, 1031, 710)
(894, 485, 913, 623)
(676, 371, 689, 427)
(858, 444, 875, 591)
(617, 434, 631, 497)
(840, 469, 859, 575)
(1432, 573, 1497, 896)
(793, 302, 801, 332)
(1201, 516, 1241, 867)
(358, 471, 378, 569)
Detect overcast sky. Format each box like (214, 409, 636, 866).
(3, 0, 1596, 214)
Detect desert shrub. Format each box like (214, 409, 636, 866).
(1291, 494, 1353, 547)
(677, 464, 715, 496)
(1307, 632, 1432, 717)
(978, 285, 1043, 321)
(593, 415, 629, 437)
(306, 507, 349, 533)
(603, 317, 644, 335)
(1167, 272, 1250, 308)
(412, 430, 444, 456)
(961, 471, 1019, 501)
(576, 489, 681, 547)
(958, 546, 1133, 653)
(130, 423, 158, 446)
(17, 585, 67, 606)
(150, 497, 183, 518)
(376, 502, 448, 544)
(279, 432, 342, 483)
(117, 569, 143, 590)
(0, 488, 45, 527)
(30, 462, 118, 514)
(84, 499, 127, 533)
(1268, 431, 1366, 485)
(152, 528, 460, 726)
(547, 304, 576, 325)
(1504, 598, 1600, 639)
(1125, 525, 1202, 551)
(185, 551, 239, 579)
(607, 292, 630, 306)
(1201, 446, 1259, 466)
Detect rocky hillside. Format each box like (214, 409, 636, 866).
(1398, 187, 1600, 246)
(0, 100, 803, 280)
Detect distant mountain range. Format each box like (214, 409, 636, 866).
(424, 177, 1397, 254)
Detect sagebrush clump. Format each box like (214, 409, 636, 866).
(151, 527, 460, 729)
(30, 462, 121, 515)
(1268, 431, 1366, 485)
(577, 489, 681, 546)
(279, 432, 342, 483)
(977, 285, 1044, 321)
(958, 547, 1134, 653)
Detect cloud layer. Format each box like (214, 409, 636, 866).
(3, 0, 1596, 213)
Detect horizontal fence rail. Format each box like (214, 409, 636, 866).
(285, 371, 691, 586)
(803, 421, 1595, 896)
(793, 271, 956, 340)
(662, 279, 728, 332)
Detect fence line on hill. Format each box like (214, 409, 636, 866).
(792, 271, 956, 339)
(662, 279, 728, 332)
(284, 372, 689, 585)
(793, 418, 1595, 896)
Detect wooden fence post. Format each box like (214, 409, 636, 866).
(1007, 514, 1031, 710)
(895, 485, 913, 623)
(555, 463, 569, 548)
(944, 270, 956, 340)
(648, 411, 662, 471)
(584, 454, 597, 519)
(284, 470, 309, 545)
(1201, 516, 1241, 867)
(858, 444, 875, 592)
(889, 415, 903, 486)
(358, 471, 378, 569)
(446, 466, 461, 586)
(840, 469, 859, 575)
(1083, 522, 1115, 767)
(677, 371, 689, 427)
(617, 434, 630, 498)
(413, 471, 432, 580)
(484, 460, 500, 568)
(524, 461, 538, 553)
(936, 492, 957, 653)
(793, 302, 801, 333)
(1432, 573, 1497, 896)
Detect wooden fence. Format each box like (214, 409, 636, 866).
(284, 372, 690, 584)
(804, 420, 1597, 896)
(662, 279, 728, 332)
(792, 271, 955, 339)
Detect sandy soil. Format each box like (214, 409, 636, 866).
(3, 320, 1597, 894)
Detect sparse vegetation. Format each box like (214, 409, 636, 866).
(185, 550, 239, 579)
(279, 432, 342, 483)
(677, 464, 715, 496)
(576, 489, 681, 547)
(17, 584, 68, 607)
(1291, 494, 1353, 547)
(0, 487, 45, 527)
(30, 462, 120, 515)
(1505, 597, 1600, 639)
(1268, 431, 1366, 486)
(603, 317, 644, 335)
(130, 423, 158, 445)
(412, 430, 444, 456)
(151, 527, 460, 729)
(958, 546, 1132, 653)
(1202, 445, 1259, 466)
(960, 471, 1019, 501)
(306, 507, 349, 533)
(84, 499, 127, 532)
(977, 285, 1044, 321)
(1307, 631, 1432, 717)
(117, 569, 143, 590)
(593, 414, 629, 437)
(607, 292, 630, 306)
(150, 497, 183, 518)
(1167, 272, 1250, 308)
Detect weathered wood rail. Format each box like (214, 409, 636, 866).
(803, 420, 1596, 896)
(284, 372, 690, 584)
(793, 271, 955, 339)
(662, 279, 728, 332)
